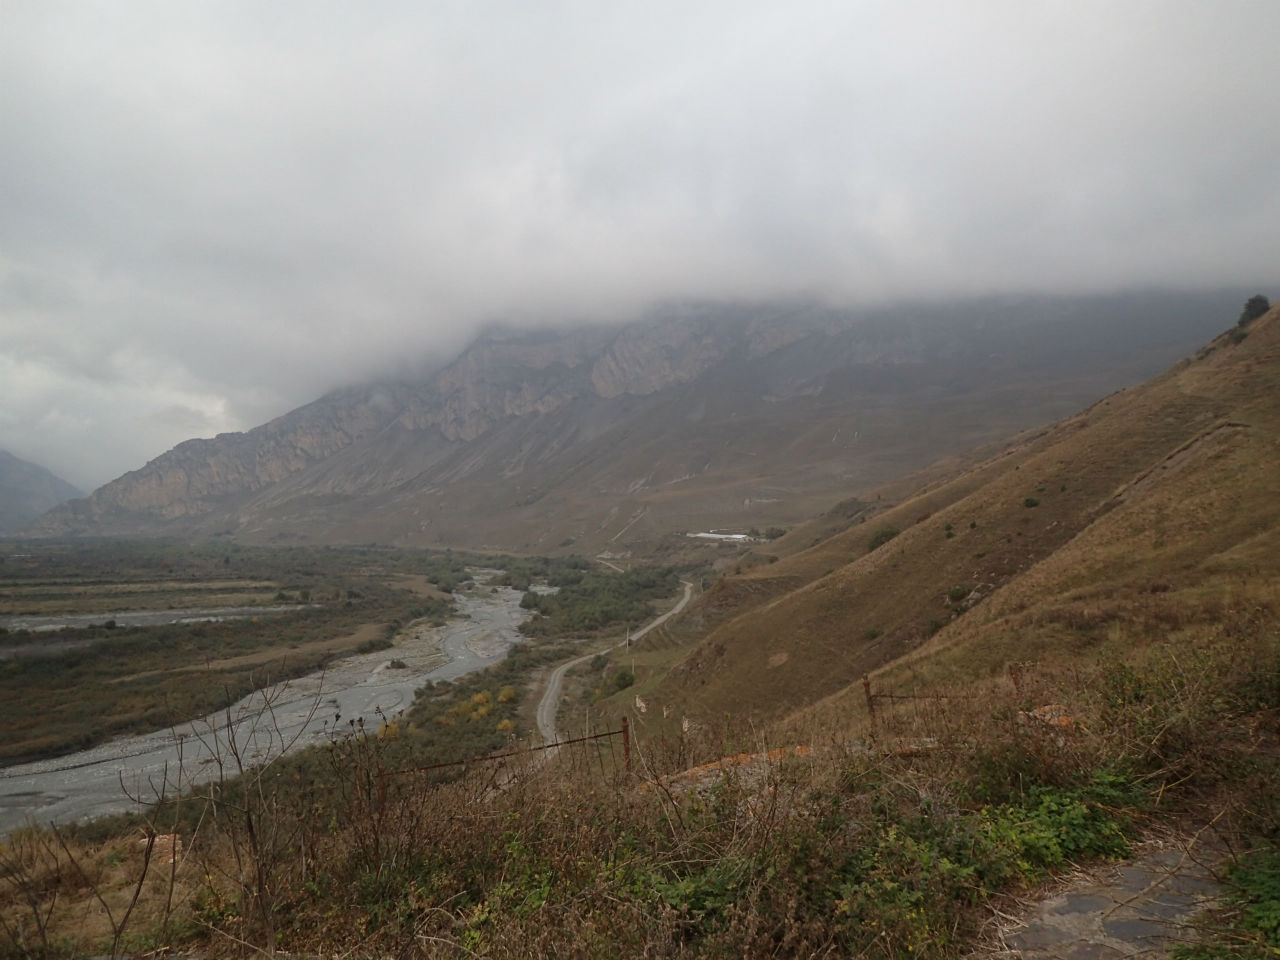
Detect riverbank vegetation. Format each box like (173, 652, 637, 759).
(516, 565, 680, 638)
(404, 640, 579, 765)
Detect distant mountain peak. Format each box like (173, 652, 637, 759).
(0, 450, 82, 535)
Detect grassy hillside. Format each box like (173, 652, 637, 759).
(642, 303, 1280, 731)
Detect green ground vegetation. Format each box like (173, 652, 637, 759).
(1175, 847, 1280, 960)
(514, 564, 680, 637)
(403, 640, 578, 763)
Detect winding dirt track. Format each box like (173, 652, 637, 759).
(535, 580, 693, 748)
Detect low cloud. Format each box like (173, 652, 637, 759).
(2, 2, 1278, 489)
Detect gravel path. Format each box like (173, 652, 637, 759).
(535, 580, 693, 749)
(986, 840, 1225, 959)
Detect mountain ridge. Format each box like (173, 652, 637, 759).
(25, 291, 1260, 551)
(0, 450, 81, 535)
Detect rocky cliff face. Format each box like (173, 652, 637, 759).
(41, 386, 412, 528)
(23, 293, 1250, 550)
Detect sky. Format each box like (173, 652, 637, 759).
(2, 1, 1279, 491)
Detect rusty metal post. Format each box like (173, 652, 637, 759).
(621, 716, 631, 772)
(862, 674, 877, 726)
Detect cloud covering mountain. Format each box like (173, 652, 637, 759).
(2, 2, 1278, 490)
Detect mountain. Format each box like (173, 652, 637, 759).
(24, 291, 1259, 552)
(646, 299, 1280, 726)
(0, 451, 81, 535)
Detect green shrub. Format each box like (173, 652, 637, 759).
(1234, 852, 1280, 945)
(1239, 294, 1271, 327)
(828, 772, 1133, 956)
(516, 566, 679, 638)
(1174, 846, 1280, 960)
(868, 526, 900, 551)
(1024, 497, 1040, 508)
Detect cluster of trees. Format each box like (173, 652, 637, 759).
(495, 554, 592, 592)
(410, 552, 472, 592)
(518, 565, 679, 637)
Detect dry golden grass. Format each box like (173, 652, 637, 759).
(650, 307, 1280, 734)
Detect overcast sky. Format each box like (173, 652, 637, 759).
(2, 1, 1278, 491)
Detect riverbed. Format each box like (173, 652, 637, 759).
(0, 577, 532, 834)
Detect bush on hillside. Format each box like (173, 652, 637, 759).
(867, 526, 900, 551)
(1239, 294, 1271, 327)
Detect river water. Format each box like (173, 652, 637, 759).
(0, 579, 532, 835)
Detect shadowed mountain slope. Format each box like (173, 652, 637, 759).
(0, 451, 81, 535)
(653, 302, 1280, 726)
(26, 292, 1256, 552)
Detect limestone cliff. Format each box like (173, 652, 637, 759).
(32, 385, 411, 531)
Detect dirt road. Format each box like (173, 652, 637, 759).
(535, 580, 693, 748)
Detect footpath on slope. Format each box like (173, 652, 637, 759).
(978, 835, 1226, 960)
(535, 580, 693, 749)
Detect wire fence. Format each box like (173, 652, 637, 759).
(861, 673, 976, 725)
(384, 717, 631, 781)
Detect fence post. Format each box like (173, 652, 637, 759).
(862, 674, 877, 726)
(621, 716, 631, 772)
(1008, 662, 1022, 694)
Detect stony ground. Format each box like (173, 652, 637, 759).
(981, 838, 1225, 960)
